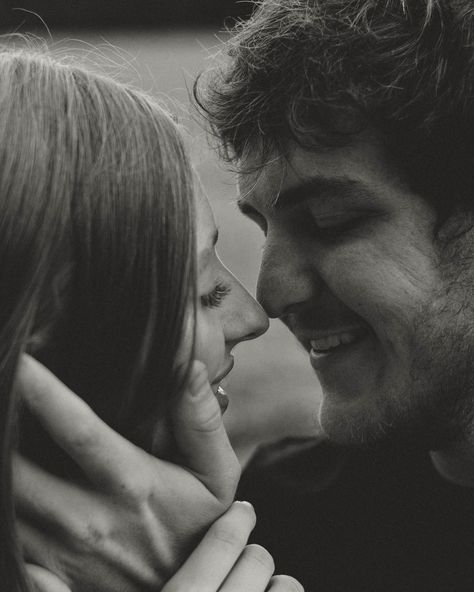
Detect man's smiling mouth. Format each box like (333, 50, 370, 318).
(309, 326, 369, 360)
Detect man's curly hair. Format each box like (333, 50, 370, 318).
(195, 0, 474, 213)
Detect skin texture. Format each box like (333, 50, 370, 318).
(238, 135, 474, 450)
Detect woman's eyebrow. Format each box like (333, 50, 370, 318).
(272, 176, 376, 211)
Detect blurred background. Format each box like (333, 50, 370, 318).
(1, 1, 322, 463)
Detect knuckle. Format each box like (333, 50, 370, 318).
(270, 575, 305, 592)
(61, 512, 112, 554)
(119, 479, 148, 505)
(83, 517, 112, 549)
(193, 404, 223, 434)
(68, 420, 95, 451)
(114, 467, 152, 506)
(243, 544, 275, 573)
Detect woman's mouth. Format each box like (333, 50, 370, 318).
(214, 385, 229, 413)
(211, 357, 234, 413)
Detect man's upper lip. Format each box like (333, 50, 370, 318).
(212, 357, 235, 385)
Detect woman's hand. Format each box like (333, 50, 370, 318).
(25, 565, 71, 592)
(163, 502, 304, 592)
(14, 355, 241, 592)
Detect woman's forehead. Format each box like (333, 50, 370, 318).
(196, 191, 218, 268)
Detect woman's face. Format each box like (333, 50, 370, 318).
(193, 191, 269, 410)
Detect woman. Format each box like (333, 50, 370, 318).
(0, 42, 302, 591)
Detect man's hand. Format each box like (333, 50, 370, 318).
(14, 356, 241, 592)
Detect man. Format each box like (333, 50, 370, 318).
(18, 0, 474, 590)
(194, 0, 474, 589)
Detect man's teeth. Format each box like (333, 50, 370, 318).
(310, 331, 359, 353)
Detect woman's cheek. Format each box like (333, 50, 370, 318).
(194, 310, 225, 381)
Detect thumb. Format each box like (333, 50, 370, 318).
(171, 361, 240, 503)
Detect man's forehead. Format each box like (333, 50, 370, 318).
(237, 137, 405, 214)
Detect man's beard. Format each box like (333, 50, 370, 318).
(363, 297, 474, 453)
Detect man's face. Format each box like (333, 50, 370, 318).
(238, 136, 474, 447)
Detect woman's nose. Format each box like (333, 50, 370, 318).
(241, 294, 269, 341)
(224, 279, 269, 347)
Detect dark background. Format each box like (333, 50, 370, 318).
(0, 1, 253, 29)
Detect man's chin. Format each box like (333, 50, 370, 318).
(317, 391, 384, 448)
(319, 390, 468, 453)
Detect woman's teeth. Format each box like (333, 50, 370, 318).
(310, 330, 359, 353)
(215, 385, 229, 413)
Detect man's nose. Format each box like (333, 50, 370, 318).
(256, 239, 316, 318)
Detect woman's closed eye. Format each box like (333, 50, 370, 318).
(201, 281, 231, 308)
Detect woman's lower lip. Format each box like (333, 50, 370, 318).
(215, 385, 229, 413)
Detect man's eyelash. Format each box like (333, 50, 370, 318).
(316, 217, 363, 234)
(201, 282, 231, 308)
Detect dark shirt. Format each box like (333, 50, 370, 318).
(239, 440, 474, 592)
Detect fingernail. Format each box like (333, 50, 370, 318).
(234, 501, 257, 525)
(235, 500, 254, 511)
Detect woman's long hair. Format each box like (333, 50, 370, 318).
(0, 44, 196, 589)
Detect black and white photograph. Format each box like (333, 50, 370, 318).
(1, 1, 474, 591)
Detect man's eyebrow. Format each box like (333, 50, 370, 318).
(272, 176, 375, 211)
(238, 175, 375, 214)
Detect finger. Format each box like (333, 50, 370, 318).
(219, 544, 275, 592)
(19, 519, 59, 569)
(16, 355, 145, 489)
(162, 501, 256, 592)
(267, 575, 305, 592)
(25, 565, 71, 592)
(14, 454, 86, 530)
(172, 361, 241, 502)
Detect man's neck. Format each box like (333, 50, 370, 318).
(430, 439, 474, 487)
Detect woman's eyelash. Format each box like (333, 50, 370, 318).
(201, 282, 231, 308)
